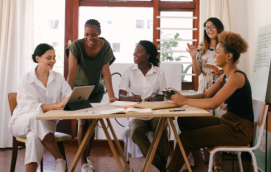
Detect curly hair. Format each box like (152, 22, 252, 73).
(218, 31, 248, 63)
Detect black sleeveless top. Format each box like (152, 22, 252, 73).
(223, 70, 254, 123)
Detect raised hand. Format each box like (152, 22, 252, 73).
(186, 43, 197, 59)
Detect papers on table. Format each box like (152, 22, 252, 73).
(108, 101, 140, 106)
(99, 108, 152, 115)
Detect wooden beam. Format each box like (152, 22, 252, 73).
(193, 0, 200, 91)
(79, 1, 153, 7)
(159, 1, 195, 9)
(153, 0, 159, 50)
(73, 0, 79, 41)
(64, 0, 74, 79)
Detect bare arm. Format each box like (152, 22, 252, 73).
(102, 62, 117, 102)
(171, 73, 245, 109)
(41, 97, 69, 112)
(67, 50, 78, 89)
(119, 90, 142, 102)
(186, 43, 202, 76)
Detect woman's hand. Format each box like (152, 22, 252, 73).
(144, 96, 156, 102)
(167, 87, 180, 94)
(171, 94, 186, 106)
(109, 97, 118, 103)
(131, 95, 142, 102)
(186, 43, 197, 59)
(56, 97, 69, 108)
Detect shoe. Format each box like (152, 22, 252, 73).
(87, 157, 95, 171)
(55, 158, 67, 172)
(81, 163, 94, 172)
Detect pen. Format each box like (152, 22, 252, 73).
(170, 109, 185, 112)
(131, 92, 136, 96)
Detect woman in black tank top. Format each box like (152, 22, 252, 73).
(166, 31, 253, 172)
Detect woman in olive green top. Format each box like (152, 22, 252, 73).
(66, 19, 117, 172)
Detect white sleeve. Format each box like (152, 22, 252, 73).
(158, 69, 167, 95)
(59, 75, 72, 100)
(16, 80, 43, 112)
(119, 68, 130, 92)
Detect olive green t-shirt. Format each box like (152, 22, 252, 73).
(65, 38, 114, 102)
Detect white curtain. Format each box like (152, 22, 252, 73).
(207, 0, 232, 31)
(0, 0, 34, 148)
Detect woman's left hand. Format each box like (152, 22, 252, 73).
(109, 97, 118, 103)
(171, 94, 186, 106)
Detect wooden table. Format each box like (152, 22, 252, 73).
(37, 104, 210, 172)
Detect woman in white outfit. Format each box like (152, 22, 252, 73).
(8, 43, 72, 172)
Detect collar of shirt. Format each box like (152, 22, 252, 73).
(27, 67, 55, 90)
(132, 63, 157, 76)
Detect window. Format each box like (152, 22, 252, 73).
(112, 43, 120, 52)
(52, 42, 59, 47)
(48, 20, 59, 29)
(136, 20, 144, 29)
(34, 0, 65, 75)
(147, 20, 152, 29)
(66, 0, 199, 90)
(79, 7, 153, 63)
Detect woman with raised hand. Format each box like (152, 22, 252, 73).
(119, 40, 169, 172)
(9, 43, 72, 172)
(188, 17, 224, 93)
(66, 19, 117, 172)
(167, 31, 252, 172)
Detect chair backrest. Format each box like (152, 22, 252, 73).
(252, 99, 269, 150)
(8, 93, 17, 116)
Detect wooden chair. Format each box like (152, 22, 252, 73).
(8, 93, 72, 172)
(206, 100, 268, 172)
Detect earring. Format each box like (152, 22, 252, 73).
(226, 59, 228, 63)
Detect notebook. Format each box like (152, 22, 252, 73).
(108, 101, 140, 106)
(99, 108, 152, 115)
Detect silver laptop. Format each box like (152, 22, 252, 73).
(63, 86, 95, 110)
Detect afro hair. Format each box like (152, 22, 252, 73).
(218, 31, 248, 54)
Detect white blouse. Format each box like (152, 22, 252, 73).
(9, 69, 72, 128)
(119, 64, 167, 121)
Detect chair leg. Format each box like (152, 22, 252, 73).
(208, 151, 215, 172)
(57, 141, 68, 171)
(40, 157, 43, 172)
(232, 151, 235, 172)
(248, 151, 258, 172)
(10, 137, 18, 172)
(237, 151, 244, 172)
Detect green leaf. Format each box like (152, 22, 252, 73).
(174, 33, 180, 39)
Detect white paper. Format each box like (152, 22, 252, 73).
(108, 101, 139, 106)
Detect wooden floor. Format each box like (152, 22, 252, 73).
(0, 141, 256, 172)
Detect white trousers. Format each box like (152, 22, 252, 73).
(10, 111, 57, 165)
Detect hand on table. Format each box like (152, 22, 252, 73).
(109, 97, 118, 103)
(131, 95, 142, 102)
(144, 96, 156, 102)
(171, 94, 186, 106)
(56, 97, 69, 108)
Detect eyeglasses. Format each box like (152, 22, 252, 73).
(204, 25, 216, 30)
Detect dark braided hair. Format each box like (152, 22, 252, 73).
(138, 40, 160, 67)
(32, 43, 54, 63)
(85, 19, 101, 33)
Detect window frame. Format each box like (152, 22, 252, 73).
(64, 0, 199, 90)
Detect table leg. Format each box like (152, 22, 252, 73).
(106, 118, 131, 171)
(68, 119, 98, 172)
(168, 117, 192, 172)
(100, 119, 125, 172)
(141, 117, 167, 172)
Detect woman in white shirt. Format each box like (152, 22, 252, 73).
(119, 40, 168, 172)
(8, 44, 72, 172)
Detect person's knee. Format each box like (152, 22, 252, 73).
(26, 132, 40, 144)
(131, 127, 145, 143)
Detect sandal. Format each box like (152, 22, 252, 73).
(212, 163, 223, 172)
